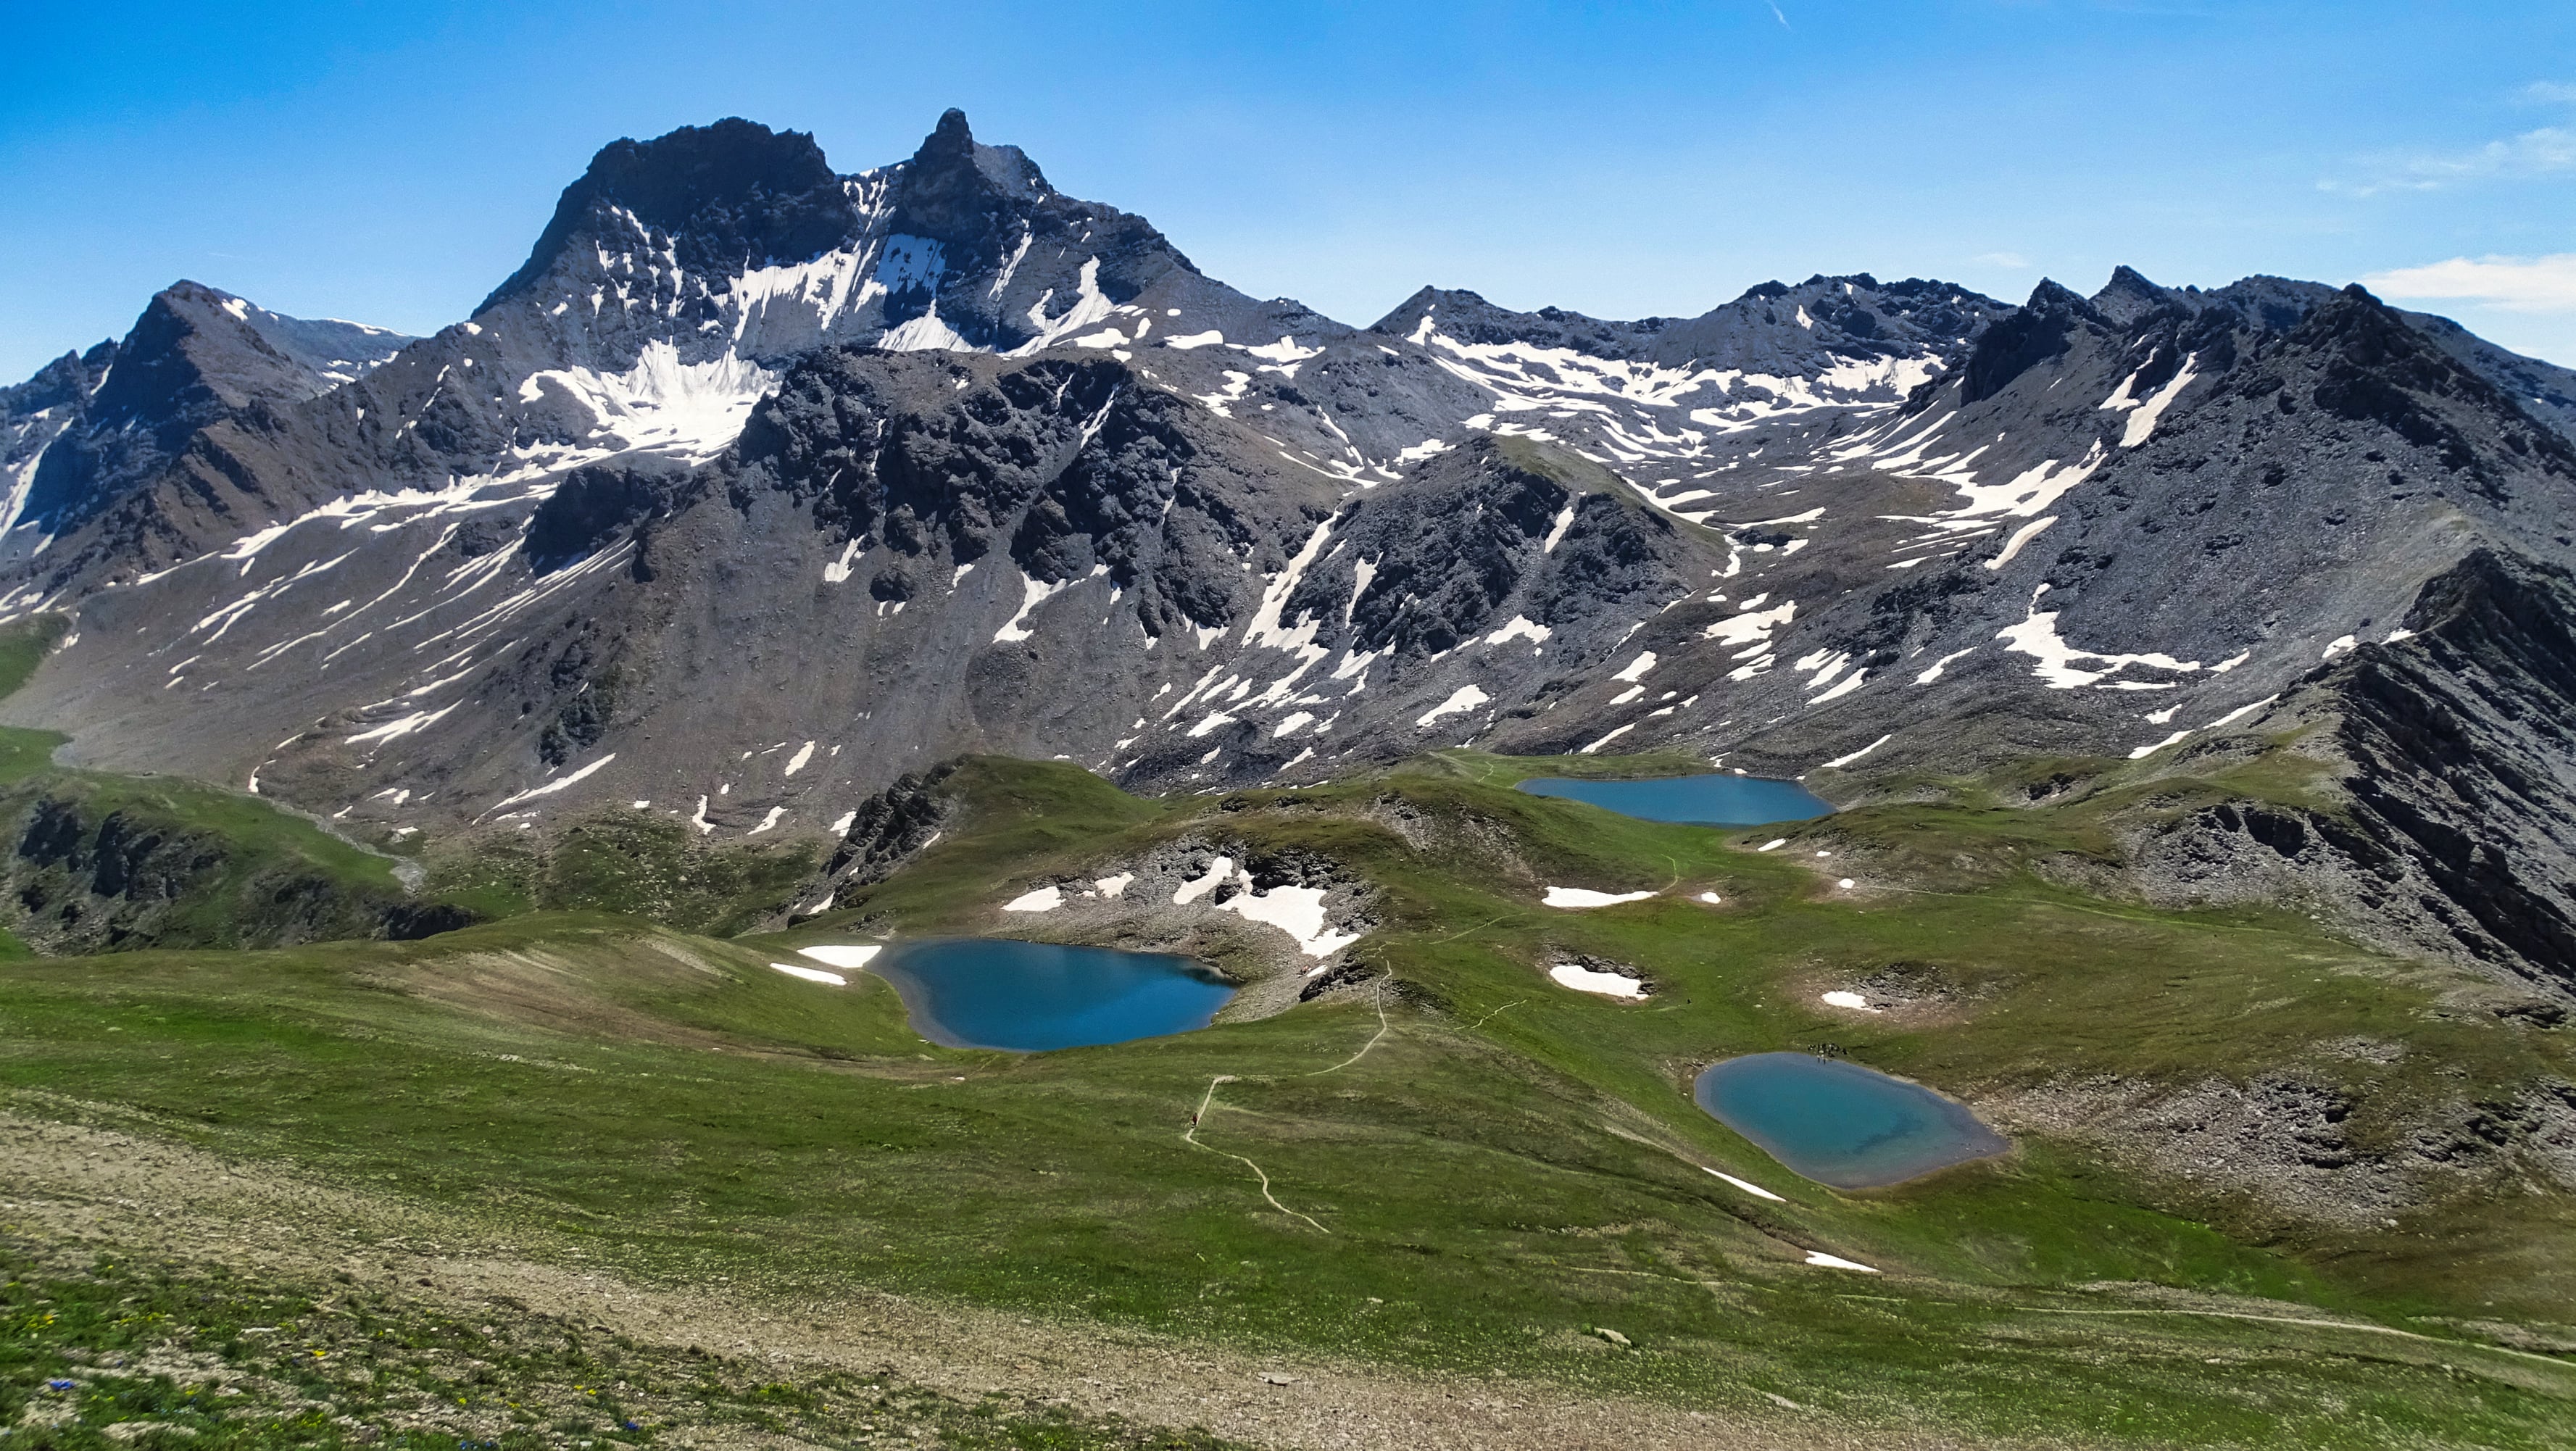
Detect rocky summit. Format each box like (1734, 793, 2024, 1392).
(4, 109, 2575, 997)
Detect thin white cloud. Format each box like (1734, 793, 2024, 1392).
(2322, 126, 2576, 196)
(2364, 254, 2576, 313)
(1974, 251, 2032, 270)
(2519, 80, 2576, 105)
(1765, 1, 1789, 27)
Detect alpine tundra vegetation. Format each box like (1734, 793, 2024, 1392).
(3, 107, 2575, 1451)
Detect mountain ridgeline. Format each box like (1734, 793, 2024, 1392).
(4, 110, 2575, 994)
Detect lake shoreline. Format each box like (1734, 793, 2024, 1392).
(1695, 1051, 2012, 1190)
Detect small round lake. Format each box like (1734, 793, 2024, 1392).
(1517, 773, 1833, 827)
(1694, 1052, 2008, 1189)
(865, 939, 1236, 1052)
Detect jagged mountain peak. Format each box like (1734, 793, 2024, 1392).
(2088, 264, 2174, 323)
(2018, 276, 2104, 319)
(1371, 273, 2006, 377)
(0, 342, 115, 420)
(0, 280, 410, 557)
(479, 117, 855, 312)
(46, 277, 408, 432)
(895, 108, 1049, 225)
(874, 108, 1197, 345)
(1366, 286, 1662, 355)
(457, 109, 1208, 373)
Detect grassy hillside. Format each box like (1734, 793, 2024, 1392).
(419, 809, 826, 931)
(4, 754, 2571, 1447)
(0, 616, 455, 952)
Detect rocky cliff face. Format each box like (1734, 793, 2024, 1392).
(0, 787, 437, 953)
(2326, 552, 2576, 984)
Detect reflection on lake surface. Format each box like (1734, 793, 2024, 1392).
(1518, 774, 1834, 827)
(866, 938, 1236, 1052)
(1694, 1052, 2008, 1188)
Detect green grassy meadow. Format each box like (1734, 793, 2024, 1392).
(5, 739, 2574, 1447)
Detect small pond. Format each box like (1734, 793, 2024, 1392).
(865, 938, 1236, 1052)
(1517, 773, 1833, 827)
(1693, 1052, 2008, 1189)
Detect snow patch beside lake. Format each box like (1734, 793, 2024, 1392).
(1997, 586, 2203, 689)
(1543, 886, 1655, 909)
(1223, 883, 1363, 957)
(1822, 734, 1891, 769)
(1704, 1167, 1785, 1202)
(797, 944, 881, 970)
(1002, 884, 1063, 912)
(769, 963, 846, 986)
(1173, 856, 1237, 905)
(1549, 963, 1648, 998)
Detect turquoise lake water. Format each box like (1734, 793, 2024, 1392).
(1693, 1052, 2009, 1188)
(1517, 773, 1834, 827)
(866, 939, 1237, 1052)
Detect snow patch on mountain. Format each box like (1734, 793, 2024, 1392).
(1996, 587, 2205, 689)
(520, 340, 778, 462)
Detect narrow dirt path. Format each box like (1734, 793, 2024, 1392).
(1182, 1075, 1330, 1234)
(1305, 981, 1390, 1076)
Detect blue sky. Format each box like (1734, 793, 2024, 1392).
(5, 0, 2574, 378)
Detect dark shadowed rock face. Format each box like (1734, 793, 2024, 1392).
(820, 763, 959, 907)
(524, 460, 697, 573)
(481, 118, 855, 311)
(2327, 552, 2576, 986)
(2114, 549, 2576, 993)
(733, 346, 1316, 642)
(1956, 280, 2100, 404)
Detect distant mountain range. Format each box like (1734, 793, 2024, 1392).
(6, 109, 2574, 992)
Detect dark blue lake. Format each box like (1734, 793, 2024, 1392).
(1694, 1052, 2008, 1189)
(868, 939, 1236, 1052)
(1518, 773, 1834, 827)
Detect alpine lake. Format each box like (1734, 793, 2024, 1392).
(1516, 772, 1835, 828)
(1695, 1052, 2011, 1188)
(860, 938, 1237, 1052)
